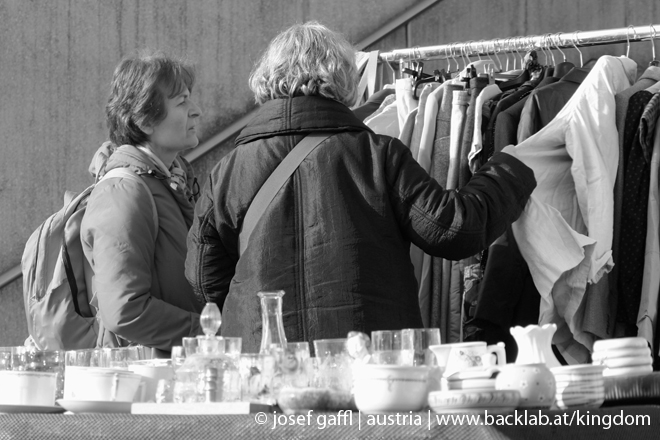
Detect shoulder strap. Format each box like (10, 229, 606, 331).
(101, 168, 159, 234)
(61, 168, 158, 318)
(239, 133, 332, 256)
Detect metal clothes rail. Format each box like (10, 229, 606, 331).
(379, 24, 660, 62)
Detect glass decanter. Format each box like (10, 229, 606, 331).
(258, 291, 288, 354)
(172, 303, 241, 403)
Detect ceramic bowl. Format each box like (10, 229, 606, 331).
(353, 364, 430, 413)
(495, 363, 556, 408)
(64, 366, 142, 402)
(0, 370, 58, 406)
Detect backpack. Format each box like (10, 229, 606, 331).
(21, 167, 158, 350)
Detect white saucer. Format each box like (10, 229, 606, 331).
(602, 364, 653, 378)
(593, 355, 652, 369)
(593, 337, 647, 352)
(592, 346, 651, 361)
(0, 404, 65, 414)
(56, 399, 132, 414)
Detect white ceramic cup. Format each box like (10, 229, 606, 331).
(128, 360, 175, 403)
(440, 342, 506, 376)
(0, 371, 58, 406)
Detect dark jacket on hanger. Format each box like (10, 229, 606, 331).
(185, 95, 537, 352)
(517, 67, 590, 142)
(493, 76, 560, 152)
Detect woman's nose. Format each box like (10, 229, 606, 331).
(189, 99, 202, 118)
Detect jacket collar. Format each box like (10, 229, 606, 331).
(88, 142, 171, 180)
(235, 96, 373, 146)
(560, 67, 590, 85)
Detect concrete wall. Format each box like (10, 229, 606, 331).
(1, 0, 659, 346)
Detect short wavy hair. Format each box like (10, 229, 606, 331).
(249, 22, 359, 107)
(106, 49, 195, 146)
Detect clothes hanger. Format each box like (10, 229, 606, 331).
(492, 39, 504, 72)
(571, 31, 584, 68)
(496, 37, 535, 91)
(552, 32, 574, 78)
(649, 24, 660, 67)
(625, 25, 637, 59)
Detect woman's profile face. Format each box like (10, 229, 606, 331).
(147, 87, 201, 153)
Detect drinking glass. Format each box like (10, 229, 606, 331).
(0, 347, 12, 370)
(271, 341, 311, 388)
(170, 346, 186, 369)
(100, 347, 140, 369)
(219, 337, 242, 361)
(401, 328, 441, 366)
(371, 330, 403, 365)
(65, 349, 102, 367)
(182, 337, 199, 357)
(239, 353, 277, 404)
(312, 338, 352, 393)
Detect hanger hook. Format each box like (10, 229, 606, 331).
(552, 33, 567, 62)
(450, 43, 459, 71)
(572, 31, 583, 67)
(444, 45, 451, 72)
(650, 24, 657, 63)
(626, 25, 637, 58)
(545, 34, 556, 65)
(492, 39, 503, 71)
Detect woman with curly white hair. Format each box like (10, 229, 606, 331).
(185, 22, 536, 351)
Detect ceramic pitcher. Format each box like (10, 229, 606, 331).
(510, 324, 562, 369)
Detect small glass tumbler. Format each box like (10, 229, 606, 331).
(271, 341, 311, 388)
(182, 337, 199, 357)
(312, 338, 353, 393)
(170, 346, 186, 369)
(220, 337, 242, 362)
(65, 349, 102, 367)
(401, 328, 441, 366)
(0, 347, 12, 370)
(239, 353, 277, 404)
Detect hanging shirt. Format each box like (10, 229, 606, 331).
(618, 92, 658, 333)
(364, 96, 399, 138)
(509, 56, 637, 363)
(468, 84, 502, 173)
(638, 93, 660, 351)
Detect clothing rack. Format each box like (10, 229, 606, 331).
(378, 24, 660, 61)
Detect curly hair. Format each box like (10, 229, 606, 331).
(249, 22, 359, 107)
(106, 49, 195, 146)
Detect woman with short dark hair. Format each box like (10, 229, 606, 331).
(81, 50, 204, 354)
(186, 22, 537, 352)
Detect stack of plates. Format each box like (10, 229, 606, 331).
(552, 365, 605, 409)
(592, 337, 653, 378)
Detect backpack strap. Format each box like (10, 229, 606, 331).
(238, 133, 332, 256)
(62, 167, 159, 316)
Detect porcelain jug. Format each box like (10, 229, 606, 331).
(510, 324, 562, 369)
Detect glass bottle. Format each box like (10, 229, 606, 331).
(258, 291, 288, 354)
(171, 303, 241, 403)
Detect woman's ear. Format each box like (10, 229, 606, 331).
(139, 123, 154, 136)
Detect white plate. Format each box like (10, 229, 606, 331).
(593, 355, 652, 369)
(56, 399, 132, 414)
(592, 346, 651, 361)
(593, 337, 647, 352)
(0, 404, 65, 414)
(602, 364, 653, 378)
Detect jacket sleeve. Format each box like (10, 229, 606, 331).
(185, 174, 235, 310)
(81, 178, 201, 350)
(386, 137, 536, 260)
